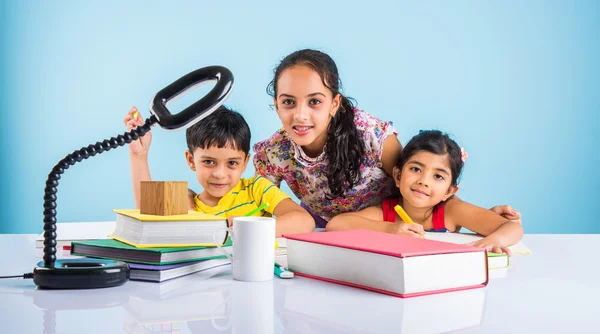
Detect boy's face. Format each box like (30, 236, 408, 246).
(393, 151, 458, 209)
(185, 145, 249, 205)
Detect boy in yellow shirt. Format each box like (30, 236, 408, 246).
(124, 106, 315, 237)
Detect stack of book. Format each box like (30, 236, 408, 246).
(70, 209, 231, 282)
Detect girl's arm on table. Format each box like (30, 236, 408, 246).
(445, 198, 524, 255)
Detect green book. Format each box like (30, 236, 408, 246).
(487, 252, 509, 269)
(71, 239, 232, 265)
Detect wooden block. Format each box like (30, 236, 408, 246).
(140, 181, 188, 216)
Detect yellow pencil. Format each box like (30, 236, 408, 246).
(394, 204, 424, 238)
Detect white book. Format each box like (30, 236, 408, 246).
(424, 231, 532, 254)
(111, 209, 227, 247)
(128, 258, 231, 282)
(35, 221, 115, 248)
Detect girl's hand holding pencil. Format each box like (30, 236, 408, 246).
(386, 221, 425, 238)
(393, 204, 425, 238)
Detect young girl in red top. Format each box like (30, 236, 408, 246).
(327, 130, 524, 255)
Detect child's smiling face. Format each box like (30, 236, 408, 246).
(185, 145, 249, 206)
(394, 150, 458, 208)
(274, 65, 341, 158)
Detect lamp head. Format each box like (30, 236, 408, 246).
(150, 66, 234, 131)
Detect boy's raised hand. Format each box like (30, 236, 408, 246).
(124, 106, 152, 156)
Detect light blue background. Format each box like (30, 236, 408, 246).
(1, 1, 598, 234)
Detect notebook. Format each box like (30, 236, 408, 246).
(284, 230, 489, 298)
(110, 209, 227, 247)
(34, 221, 115, 248)
(487, 252, 509, 269)
(128, 258, 230, 282)
(71, 239, 232, 265)
(424, 231, 532, 254)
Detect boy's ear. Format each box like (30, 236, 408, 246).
(243, 153, 250, 168)
(330, 94, 342, 117)
(185, 151, 195, 171)
(443, 185, 459, 201)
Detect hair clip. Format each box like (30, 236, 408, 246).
(460, 147, 468, 162)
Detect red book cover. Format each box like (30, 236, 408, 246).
(283, 230, 489, 298)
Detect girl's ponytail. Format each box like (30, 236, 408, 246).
(324, 96, 365, 199)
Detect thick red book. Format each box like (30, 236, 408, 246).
(284, 230, 489, 298)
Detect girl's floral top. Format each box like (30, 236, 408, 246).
(253, 109, 397, 223)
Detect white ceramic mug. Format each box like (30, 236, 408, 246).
(212, 216, 275, 282)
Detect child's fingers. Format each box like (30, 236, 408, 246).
(403, 231, 421, 238)
(407, 224, 424, 235)
(125, 107, 140, 121)
(501, 210, 521, 220)
(490, 205, 519, 218)
(467, 241, 489, 250)
(490, 245, 511, 256)
(126, 117, 145, 129)
(125, 120, 138, 130)
(124, 108, 139, 125)
(131, 107, 142, 121)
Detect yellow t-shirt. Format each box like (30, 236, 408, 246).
(193, 175, 290, 218)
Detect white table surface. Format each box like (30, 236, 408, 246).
(1, 234, 599, 334)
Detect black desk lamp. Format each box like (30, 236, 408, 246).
(32, 66, 234, 289)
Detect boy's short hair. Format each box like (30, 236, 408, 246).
(185, 106, 250, 154)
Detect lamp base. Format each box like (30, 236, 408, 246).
(33, 259, 129, 289)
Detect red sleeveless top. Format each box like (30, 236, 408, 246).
(381, 197, 447, 232)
